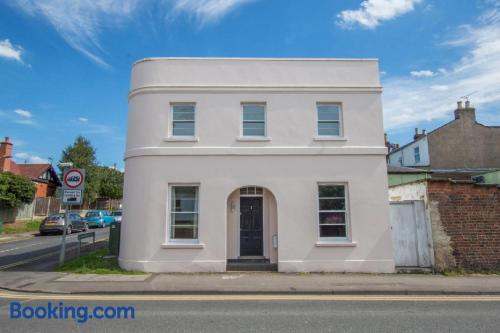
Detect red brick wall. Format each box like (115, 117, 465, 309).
(34, 182, 58, 198)
(35, 183, 48, 198)
(428, 181, 500, 271)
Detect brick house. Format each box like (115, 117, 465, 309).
(0, 137, 61, 197)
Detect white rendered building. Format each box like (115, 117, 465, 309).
(120, 58, 394, 273)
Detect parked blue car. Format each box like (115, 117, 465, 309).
(83, 210, 114, 228)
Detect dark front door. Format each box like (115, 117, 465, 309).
(240, 197, 263, 256)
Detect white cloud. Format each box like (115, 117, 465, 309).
(14, 152, 29, 159)
(7, 108, 37, 126)
(14, 152, 49, 164)
(337, 0, 422, 29)
(9, 0, 255, 67)
(9, 0, 140, 68)
(430, 85, 449, 91)
(73, 117, 112, 134)
(15, 119, 36, 125)
(410, 70, 435, 77)
(0, 39, 23, 62)
(13, 109, 32, 118)
(29, 156, 50, 164)
(171, 0, 255, 24)
(383, 4, 500, 130)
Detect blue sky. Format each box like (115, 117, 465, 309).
(1, 0, 499, 170)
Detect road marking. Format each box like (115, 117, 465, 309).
(0, 292, 499, 302)
(0, 238, 107, 271)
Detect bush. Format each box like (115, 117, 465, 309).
(0, 172, 36, 208)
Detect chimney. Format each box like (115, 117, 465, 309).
(413, 128, 426, 141)
(0, 137, 13, 172)
(454, 100, 476, 122)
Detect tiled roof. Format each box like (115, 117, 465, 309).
(15, 163, 51, 179)
(7, 162, 61, 186)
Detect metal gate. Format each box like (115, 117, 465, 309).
(390, 200, 432, 268)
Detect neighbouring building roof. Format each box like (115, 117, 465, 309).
(0, 136, 62, 186)
(10, 162, 61, 186)
(387, 165, 430, 174)
(16, 164, 51, 179)
(429, 168, 497, 181)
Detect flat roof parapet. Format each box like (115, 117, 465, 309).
(130, 57, 382, 93)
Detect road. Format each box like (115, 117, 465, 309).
(0, 293, 499, 332)
(0, 228, 109, 271)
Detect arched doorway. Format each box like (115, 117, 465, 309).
(226, 186, 278, 270)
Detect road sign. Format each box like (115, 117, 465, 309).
(59, 167, 86, 266)
(62, 189, 83, 205)
(61, 168, 85, 206)
(63, 168, 85, 190)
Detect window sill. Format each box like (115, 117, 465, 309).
(236, 136, 272, 142)
(161, 242, 205, 249)
(163, 137, 199, 142)
(315, 241, 357, 247)
(313, 136, 348, 142)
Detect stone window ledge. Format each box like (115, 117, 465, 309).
(315, 241, 357, 247)
(161, 243, 205, 249)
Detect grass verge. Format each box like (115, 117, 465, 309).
(1, 219, 42, 235)
(57, 249, 145, 275)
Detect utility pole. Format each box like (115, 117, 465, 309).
(58, 162, 73, 266)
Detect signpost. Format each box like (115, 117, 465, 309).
(59, 167, 85, 265)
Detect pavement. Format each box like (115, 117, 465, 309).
(0, 229, 499, 296)
(0, 231, 37, 244)
(1, 270, 500, 295)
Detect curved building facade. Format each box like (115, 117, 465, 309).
(120, 58, 394, 273)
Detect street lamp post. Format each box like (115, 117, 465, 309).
(58, 162, 73, 266)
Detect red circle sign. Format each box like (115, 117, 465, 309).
(64, 169, 84, 188)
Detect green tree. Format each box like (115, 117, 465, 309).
(96, 166, 124, 199)
(60, 136, 97, 169)
(0, 172, 36, 208)
(60, 136, 99, 203)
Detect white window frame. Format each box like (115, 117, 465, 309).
(240, 102, 268, 138)
(167, 183, 200, 244)
(315, 102, 344, 138)
(317, 183, 350, 241)
(168, 102, 197, 140)
(239, 186, 264, 197)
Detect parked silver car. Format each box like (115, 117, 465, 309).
(39, 213, 89, 235)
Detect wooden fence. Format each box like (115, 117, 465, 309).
(34, 197, 62, 217)
(0, 200, 36, 223)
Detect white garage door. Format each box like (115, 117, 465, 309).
(390, 201, 432, 268)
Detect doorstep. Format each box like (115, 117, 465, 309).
(227, 258, 277, 272)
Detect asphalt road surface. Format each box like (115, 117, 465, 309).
(0, 293, 499, 332)
(0, 228, 109, 271)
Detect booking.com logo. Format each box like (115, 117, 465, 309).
(10, 302, 135, 324)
